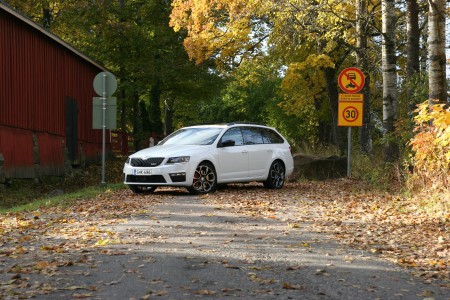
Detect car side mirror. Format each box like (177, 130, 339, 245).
(219, 139, 236, 147)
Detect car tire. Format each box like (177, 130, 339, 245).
(128, 185, 157, 194)
(188, 162, 217, 194)
(263, 160, 285, 189)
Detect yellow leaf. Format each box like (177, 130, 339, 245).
(94, 238, 110, 246)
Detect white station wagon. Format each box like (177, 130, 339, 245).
(123, 123, 294, 194)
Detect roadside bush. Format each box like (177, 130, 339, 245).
(352, 148, 404, 190)
(408, 101, 450, 189)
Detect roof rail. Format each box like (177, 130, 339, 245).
(227, 122, 265, 126)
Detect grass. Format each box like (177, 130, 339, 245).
(1, 183, 125, 213)
(0, 159, 126, 212)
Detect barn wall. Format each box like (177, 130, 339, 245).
(37, 132, 65, 176)
(0, 126, 34, 178)
(0, 6, 112, 179)
(0, 9, 102, 138)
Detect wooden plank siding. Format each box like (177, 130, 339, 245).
(0, 126, 34, 178)
(0, 3, 111, 178)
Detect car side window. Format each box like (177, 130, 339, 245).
(261, 128, 284, 144)
(260, 129, 271, 144)
(242, 127, 264, 145)
(220, 128, 244, 146)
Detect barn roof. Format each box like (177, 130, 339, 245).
(0, 1, 107, 72)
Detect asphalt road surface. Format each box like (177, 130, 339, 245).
(2, 193, 449, 299)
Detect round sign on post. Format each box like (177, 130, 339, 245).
(93, 71, 117, 186)
(93, 71, 117, 97)
(338, 67, 365, 94)
(338, 101, 363, 127)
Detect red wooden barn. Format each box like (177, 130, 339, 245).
(0, 2, 111, 181)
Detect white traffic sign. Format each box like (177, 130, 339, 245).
(93, 71, 117, 97)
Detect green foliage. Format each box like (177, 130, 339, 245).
(6, 0, 220, 141)
(352, 150, 404, 190)
(198, 58, 280, 123)
(394, 74, 429, 156)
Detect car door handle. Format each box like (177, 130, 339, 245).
(242, 150, 248, 153)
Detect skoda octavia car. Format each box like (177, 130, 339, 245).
(123, 123, 294, 194)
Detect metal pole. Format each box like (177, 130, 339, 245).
(347, 127, 351, 177)
(101, 73, 107, 186)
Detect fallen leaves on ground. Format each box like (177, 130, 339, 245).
(0, 178, 449, 299)
(0, 188, 171, 298)
(206, 180, 450, 285)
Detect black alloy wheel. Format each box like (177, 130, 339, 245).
(263, 160, 285, 189)
(188, 162, 217, 194)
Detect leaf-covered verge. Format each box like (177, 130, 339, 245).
(0, 159, 126, 210)
(0, 188, 168, 298)
(0, 180, 448, 298)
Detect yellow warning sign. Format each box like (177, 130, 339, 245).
(338, 101, 363, 127)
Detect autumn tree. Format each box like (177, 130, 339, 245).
(356, 0, 375, 154)
(170, 1, 392, 153)
(427, 0, 447, 104)
(6, 0, 218, 149)
(405, 0, 421, 112)
(381, 0, 398, 162)
(269, 2, 350, 149)
(199, 58, 281, 123)
(4, 0, 63, 28)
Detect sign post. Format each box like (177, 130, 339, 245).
(338, 67, 365, 177)
(93, 71, 117, 186)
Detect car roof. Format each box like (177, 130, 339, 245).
(184, 123, 271, 130)
(183, 124, 228, 129)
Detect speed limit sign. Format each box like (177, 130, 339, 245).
(338, 94, 363, 127)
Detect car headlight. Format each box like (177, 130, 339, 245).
(125, 157, 131, 164)
(166, 156, 190, 164)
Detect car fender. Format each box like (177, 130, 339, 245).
(184, 147, 218, 181)
(271, 146, 294, 176)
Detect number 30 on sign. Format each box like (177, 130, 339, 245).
(338, 101, 363, 127)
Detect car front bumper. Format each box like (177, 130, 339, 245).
(123, 162, 195, 187)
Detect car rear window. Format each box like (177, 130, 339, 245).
(242, 128, 264, 145)
(260, 128, 284, 144)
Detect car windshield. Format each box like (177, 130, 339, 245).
(158, 127, 223, 146)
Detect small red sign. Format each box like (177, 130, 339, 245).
(338, 67, 365, 94)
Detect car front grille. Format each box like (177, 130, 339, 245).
(126, 175, 167, 183)
(130, 157, 164, 167)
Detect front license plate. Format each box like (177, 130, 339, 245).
(133, 169, 152, 175)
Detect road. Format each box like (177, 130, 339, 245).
(1, 190, 445, 300)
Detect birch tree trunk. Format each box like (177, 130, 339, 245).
(382, 0, 399, 162)
(428, 0, 447, 104)
(356, 0, 372, 154)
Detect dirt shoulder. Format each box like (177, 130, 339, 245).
(0, 181, 449, 299)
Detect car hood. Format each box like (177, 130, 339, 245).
(129, 144, 210, 159)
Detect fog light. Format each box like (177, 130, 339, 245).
(169, 172, 186, 183)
